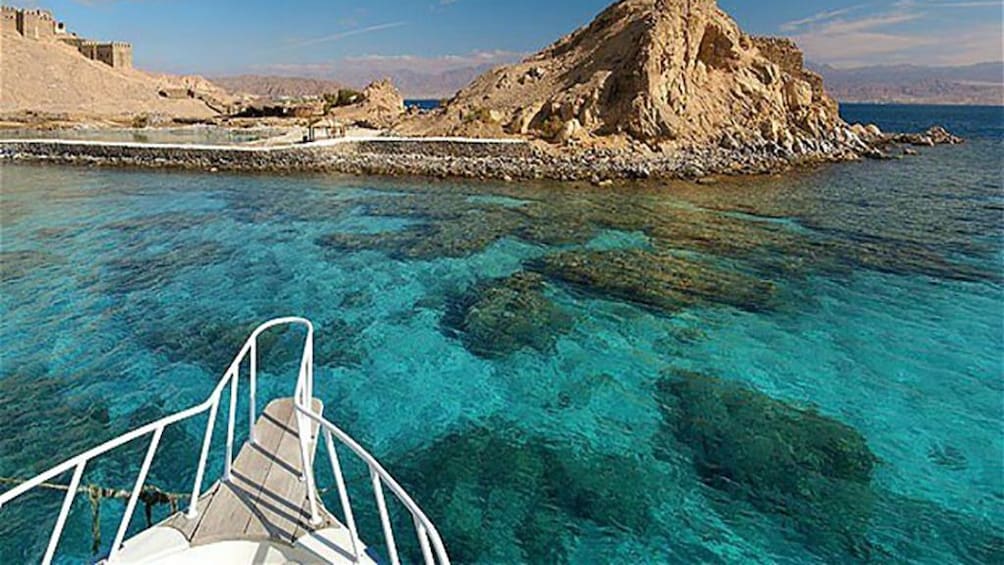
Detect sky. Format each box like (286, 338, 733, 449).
(15, 0, 1004, 76)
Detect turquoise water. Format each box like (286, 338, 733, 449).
(0, 105, 1002, 563)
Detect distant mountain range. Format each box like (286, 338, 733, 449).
(809, 61, 1003, 106)
(209, 75, 346, 99)
(211, 63, 497, 101)
(212, 61, 1003, 106)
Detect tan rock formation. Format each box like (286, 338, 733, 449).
(326, 78, 405, 129)
(403, 0, 844, 149)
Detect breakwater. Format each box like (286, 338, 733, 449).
(1, 127, 948, 181)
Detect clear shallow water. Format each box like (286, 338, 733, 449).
(0, 105, 1001, 563)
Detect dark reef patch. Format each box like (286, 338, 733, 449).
(0, 250, 63, 284)
(0, 364, 113, 474)
(441, 272, 572, 358)
(390, 420, 671, 563)
(653, 370, 878, 554)
(317, 207, 521, 260)
(529, 249, 777, 314)
(139, 319, 291, 375)
(101, 241, 229, 294)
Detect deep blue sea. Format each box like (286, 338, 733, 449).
(0, 105, 1002, 563)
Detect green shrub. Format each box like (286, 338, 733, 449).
(538, 114, 565, 139)
(323, 88, 362, 112)
(462, 106, 494, 124)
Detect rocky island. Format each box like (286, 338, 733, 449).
(0, 0, 963, 181)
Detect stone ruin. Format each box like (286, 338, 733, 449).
(1, 5, 132, 69)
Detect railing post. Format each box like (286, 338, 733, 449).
(188, 393, 220, 519)
(306, 332, 314, 402)
(297, 409, 321, 525)
(325, 428, 361, 562)
(224, 369, 238, 482)
(42, 462, 85, 565)
(249, 339, 257, 445)
(110, 426, 163, 561)
(372, 471, 401, 565)
(415, 520, 435, 565)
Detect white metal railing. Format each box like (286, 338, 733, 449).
(0, 317, 450, 565)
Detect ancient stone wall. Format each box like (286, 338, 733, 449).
(95, 42, 132, 69)
(1, 6, 17, 35)
(15, 8, 55, 40)
(3, 6, 132, 68)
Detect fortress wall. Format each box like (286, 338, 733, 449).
(95, 43, 132, 69)
(15, 8, 55, 40)
(1, 6, 16, 35)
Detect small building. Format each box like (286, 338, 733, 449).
(307, 118, 346, 142)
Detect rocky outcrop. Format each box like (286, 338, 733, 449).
(405, 0, 846, 153)
(327, 78, 405, 129)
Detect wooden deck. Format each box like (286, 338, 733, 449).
(163, 397, 339, 546)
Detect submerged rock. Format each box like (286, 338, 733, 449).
(140, 319, 291, 375)
(317, 206, 521, 260)
(529, 249, 776, 314)
(102, 241, 228, 293)
(891, 126, 964, 147)
(441, 272, 572, 358)
(653, 370, 878, 552)
(0, 250, 62, 284)
(391, 419, 671, 563)
(0, 364, 113, 473)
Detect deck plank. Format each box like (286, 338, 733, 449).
(161, 397, 333, 547)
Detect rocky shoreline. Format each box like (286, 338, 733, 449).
(0, 125, 962, 183)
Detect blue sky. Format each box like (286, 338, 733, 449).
(18, 0, 1004, 75)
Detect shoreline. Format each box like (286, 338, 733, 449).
(0, 134, 867, 182)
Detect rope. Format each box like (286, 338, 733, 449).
(0, 473, 356, 555)
(0, 476, 188, 555)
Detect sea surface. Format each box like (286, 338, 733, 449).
(0, 104, 1001, 563)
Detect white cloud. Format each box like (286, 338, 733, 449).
(281, 22, 407, 50)
(784, 1, 1003, 66)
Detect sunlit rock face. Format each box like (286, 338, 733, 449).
(406, 0, 845, 152)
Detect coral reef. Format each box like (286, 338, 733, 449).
(0, 364, 112, 473)
(441, 272, 572, 358)
(138, 319, 289, 375)
(390, 419, 671, 563)
(653, 370, 878, 552)
(530, 249, 776, 313)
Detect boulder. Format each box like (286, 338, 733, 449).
(404, 0, 844, 149)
